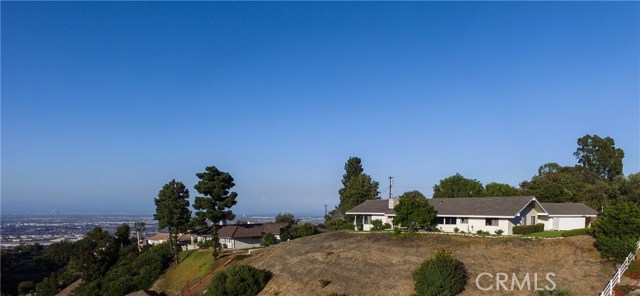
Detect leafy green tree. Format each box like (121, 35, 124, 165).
(115, 223, 131, 248)
(17, 281, 35, 295)
(393, 191, 437, 228)
(134, 221, 146, 252)
(193, 165, 238, 259)
(433, 173, 483, 198)
(275, 212, 296, 225)
(481, 182, 521, 197)
(74, 227, 120, 281)
(154, 179, 191, 264)
(261, 233, 276, 247)
(617, 173, 640, 205)
(592, 201, 640, 262)
(574, 134, 624, 181)
(335, 157, 380, 222)
(208, 265, 270, 296)
(35, 273, 58, 296)
(413, 249, 468, 296)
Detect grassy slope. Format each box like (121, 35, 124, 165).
(240, 232, 615, 296)
(152, 249, 220, 294)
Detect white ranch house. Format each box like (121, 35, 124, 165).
(346, 196, 598, 235)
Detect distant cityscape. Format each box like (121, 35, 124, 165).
(0, 213, 324, 249)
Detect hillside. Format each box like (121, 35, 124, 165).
(239, 232, 614, 296)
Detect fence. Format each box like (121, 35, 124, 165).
(600, 239, 640, 296)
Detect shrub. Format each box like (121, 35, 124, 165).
(280, 223, 318, 240)
(613, 284, 631, 296)
(393, 227, 401, 235)
(208, 265, 270, 296)
(537, 288, 574, 296)
(476, 230, 490, 235)
(383, 223, 392, 229)
(593, 201, 640, 262)
(453, 227, 459, 233)
(198, 239, 214, 249)
(512, 223, 544, 235)
(325, 218, 347, 231)
(413, 249, 468, 296)
(624, 258, 640, 280)
(356, 222, 363, 231)
(261, 233, 276, 247)
(494, 229, 504, 236)
(561, 228, 592, 237)
(371, 219, 384, 231)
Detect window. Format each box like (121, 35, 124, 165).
(444, 217, 456, 225)
(531, 216, 536, 225)
(436, 217, 444, 224)
(460, 218, 469, 224)
(485, 218, 499, 226)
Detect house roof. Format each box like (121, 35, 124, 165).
(540, 203, 599, 216)
(217, 223, 288, 239)
(147, 233, 169, 241)
(428, 196, 538, 218)
(346, 199, 395, 214)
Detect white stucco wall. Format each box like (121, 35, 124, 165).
(358, 214, 393, 231)
(435, 217, 511, 235)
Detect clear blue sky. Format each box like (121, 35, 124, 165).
(2, 2, 639, 216)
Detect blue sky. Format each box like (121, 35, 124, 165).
(2, 2, 639, 216)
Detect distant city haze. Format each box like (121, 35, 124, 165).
(2, 2, 639, 215)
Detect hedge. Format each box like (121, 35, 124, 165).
(513, 223, 544, 235)
(561, 228, 592, 237)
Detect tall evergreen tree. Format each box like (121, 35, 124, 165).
(337, 157, 379, 221)
(153, 179, 191, 264)
(193, 165, 238, 259)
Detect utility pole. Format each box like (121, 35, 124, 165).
(388, 176, 393, 199)
(324, 204, 328, 217)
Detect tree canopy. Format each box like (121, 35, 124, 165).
(574, 134, 624, 181)
(153, 179, 191, 263)
(193, 165, 238, 259)
(432, 174, 483, 198)
(334, 157, 379, 221)
(481, 182, 521, 197)
(592, 201, 640, 262)
(393, 191, 437, 228)
(275, 212, 296, 225)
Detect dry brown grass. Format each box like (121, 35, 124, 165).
(239, 232, 614, 296)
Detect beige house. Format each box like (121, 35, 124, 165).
(346, 196, 598, 235)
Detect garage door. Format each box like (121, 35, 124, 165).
(557, 217, 585, 230)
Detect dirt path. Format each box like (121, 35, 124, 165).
(240, 232, 614, 296)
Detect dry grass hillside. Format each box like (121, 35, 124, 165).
(240, 232, 614, 296)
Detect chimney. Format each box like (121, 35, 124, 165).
(389, 198, 399, 209)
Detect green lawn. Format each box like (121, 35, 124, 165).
(157, 249, 231, 292)
(525, 231, 565, 238)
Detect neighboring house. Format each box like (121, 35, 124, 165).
(192, 222, 288, 250)
(146, 232, 199, 250)
(346, 196, 598, 235)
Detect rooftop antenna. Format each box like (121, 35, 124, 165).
(388, 176, 394, 200)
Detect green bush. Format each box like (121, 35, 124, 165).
(280, 223, 318, 241)
(371, 219, 384, 231)
(383, 223, 392, 229)
(513, 223, 544, 235)
(494, 229, 504, 236)
(198, 239, 214, 249)
(593, 201, 640, 262)
(261, 233, 276, 247)
(413, 249, 468, 296)
(325, 218, 347, 231)
(561, 228, 591, 237)
(393, 227, 401, 235)
(453, 227, 459, 233)
(476, 230, 490, 235)
(537, 288, 574, 296)
(356, 222, 363, 231)
(208, 265, 270, 296)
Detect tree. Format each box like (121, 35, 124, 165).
(617, 173, 640, 205)
(574, 134, 624, 181)
(74, 227, 119, 281)
(115, 223, 131, 248)
(280, 223, 318, 241)
(393, 191, 437, 228)
(481, 182, 521, 197)
(261, 233, 276, 247)
(134, 221, 146, 252)
(274, 213, 296, 225)
(193, 165, 238, 259)
(433, 173, 483, 198)
(413, 249, 468, 296)
(335, 157, 379, 222)
(154, 179, 191, 264)
(208, 265, 270, 296)
(592, 201, 640, 262)
(35, 273, 58, 296)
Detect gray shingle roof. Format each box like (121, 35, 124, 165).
(541, 203, 599, 216)
(428, 196, 536, 217)
(346, 199, 394, 214)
